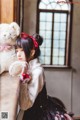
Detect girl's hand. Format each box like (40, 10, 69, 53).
(20, 74, 32, 84)
(22, 75, 32, 84)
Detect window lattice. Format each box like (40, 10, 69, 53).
(38, 0, 71, 66)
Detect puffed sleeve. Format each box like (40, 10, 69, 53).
(19, 67, 44, 110)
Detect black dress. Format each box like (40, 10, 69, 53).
(23, 85, 71, 120)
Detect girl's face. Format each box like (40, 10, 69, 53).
(16, 48, 26, 61)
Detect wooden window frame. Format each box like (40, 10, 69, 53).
(36, 0, 73, 68)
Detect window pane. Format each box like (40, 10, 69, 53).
(59, 49, 65, 56)
(40, 22, 46, 30)
(41, 48, 45, 56)
(45, 48, 51, 56)
(46, 22, 52, 30)
(53, 40, 59, 48)
(60, 23, 66, 31)
(55, 4, 61, 10)
(41, 0, 49, 5)
(61, 4, 69, 10)
(49, 0, 55, 2)
(54, 23, 60, 31)
(45, 40, 51, 48)
(59, 57, 64, 65)
(60, 14, 67, 22)
(54, 31, 60, 39)
(51, 2, 56, 8)
(40, 13, 46, 21)
(39, 3, 46, 9)
(60, 40, 65, 48)
(60, 32, 66, 39)
(53, 48, 59, 57)
(54, 13, 61, 22)
(46, 13, 52, 22)
(45, 56, 50, 64)
(39, 30, 45, 37)
(53, 57, 58, 65)
(40, 56, 45, 64)
(45, 31, 52, 39)
(47, 4, 52, 9)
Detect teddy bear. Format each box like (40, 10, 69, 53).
(0, 22, 20, 74)
(0, 22, 21, 120)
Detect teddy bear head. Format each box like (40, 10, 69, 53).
(0, 22, 20, 45)
(0, 22, 20, 74)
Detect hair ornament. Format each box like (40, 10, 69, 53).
(21, 32, 38, 48)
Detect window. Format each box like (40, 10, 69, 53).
(37, 0, 72, 66)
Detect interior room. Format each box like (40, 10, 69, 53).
(0, 0, 80, 119)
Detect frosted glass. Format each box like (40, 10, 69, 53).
(60, 32, 66, 39)
(59, 49, 65, 56)
(41, 47, 45, 53)
(45, 40, 51, 47)
(62, 4, 69, 10)
(60, 40, 65, 48)
(46, 13, 52, 22)
(40, 22, 46, 30)
(60, 23, 66, 31)
(41, 0, 49, 5)
(40, 13, 46, 21)
(45, 31, 52, 39)
(45, 48, 51, 56)
(54, 31, 60, 39)
(40, 56, 45, 64)
(51, 2, 56, 8)
(54, 13, 61, 22)
(39, 31, 46, 37)
(53, 57, 58, 64)
(53, 40, 59, 48)
(47, 4, 52, 9)
(46, 22, 52, 30)
(49, 0, 55, 2)
(53, 48, 59, 56)
(61, 14, 67, 22)
(45, 57, 50, 64)
(54, 23, 60, 31)
(55, 4, 61, 10)
(59, 57, 64, 65)
(39, 3, 46, 9)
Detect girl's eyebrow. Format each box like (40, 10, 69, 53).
(16, 48, 23, 51)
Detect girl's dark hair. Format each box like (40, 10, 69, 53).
(16, 33, 43, 59)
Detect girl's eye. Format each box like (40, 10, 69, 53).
(15, 48, 23, 52)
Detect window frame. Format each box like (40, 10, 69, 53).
(36, 0, 73, 68)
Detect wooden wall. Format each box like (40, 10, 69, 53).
(0, 0, 18, 23)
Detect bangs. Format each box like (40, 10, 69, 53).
(16, 38, 22, 48)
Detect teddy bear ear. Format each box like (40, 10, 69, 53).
(10, 22, 20, 36)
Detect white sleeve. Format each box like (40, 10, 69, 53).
(19, 67, 44, 110)
(28, 68, 44, 103)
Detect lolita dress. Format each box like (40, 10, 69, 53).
(17, 58, 72, 120)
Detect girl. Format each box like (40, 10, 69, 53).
(16, 32, 72, 120)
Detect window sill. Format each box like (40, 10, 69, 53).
(42, 65, 72, 70)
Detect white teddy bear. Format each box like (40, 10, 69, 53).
(0, 22, 20, 74)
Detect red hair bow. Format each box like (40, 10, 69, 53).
(21, 32, 28, 39)
(21, 32, 38, 48)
